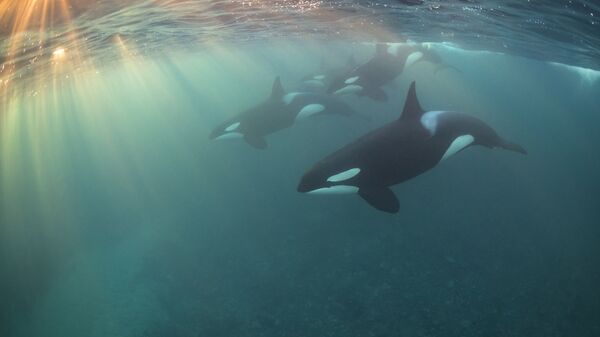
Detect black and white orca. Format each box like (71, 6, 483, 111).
(210, 77, 359, 149)
(404, 43, 462, 75)
(297, 82, 526, 213)
(300, 55, 357, 92)
(327, 43, 457, 101)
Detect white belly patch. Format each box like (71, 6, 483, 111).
(327, 168, 361, 182)
(214, 132, 243, 140)
(307, 185, 359, 195)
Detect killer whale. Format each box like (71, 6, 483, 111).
(404, 43, 462, 75)
(297, 82, 526, 213)
(327, 43, 458, 101)
(210, 77, 359, 149)
(300, 55, 357, 92)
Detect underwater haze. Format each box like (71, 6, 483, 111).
(1, 1, 600, 337)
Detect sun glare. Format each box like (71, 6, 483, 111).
(0, 0, 102, 97)
(52, 47, 66, 59)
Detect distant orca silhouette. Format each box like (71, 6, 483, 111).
(298, 82, 526, 213)
(300, 55, 357, 92)
(406, 43, 462, 75)
(327, 43, 458, 101)
(210, 77, 359, 149)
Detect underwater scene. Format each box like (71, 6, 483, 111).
(1, 1, 599, 336)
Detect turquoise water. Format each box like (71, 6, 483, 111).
(1, 2, 600, 337)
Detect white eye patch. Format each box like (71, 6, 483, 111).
(303, 79, 325, 88)
(282, 92, 301, 105)
(405, 51, 424, 69)
(225, 122, 240, 132)
(333, 85, 363, 96)
(344, 76, 359, 84)
(327, 168, 361, 182)
(387, 43, 401, 56)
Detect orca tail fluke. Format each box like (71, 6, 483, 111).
(500, 139, 527, 155)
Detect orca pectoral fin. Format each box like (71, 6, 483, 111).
(244, 134, 268, 149)
(363, 87, 388, 102)
(358, 187, 400, 213)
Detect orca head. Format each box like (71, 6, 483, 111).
(209, 119, 245, 141)
(297, 164, 361, 194)
(328, 74, 364, 96)
(408, 44, 460, 74)
(411, 45, 441, 67)
(210, 76, 287, 142)
(300, 72, 327, 90)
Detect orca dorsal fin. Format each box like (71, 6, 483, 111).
(399, 81, 424, 121)
(271, 76, 285, 99)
